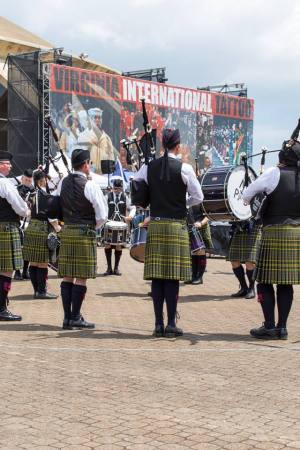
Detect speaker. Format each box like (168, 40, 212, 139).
(101, 160, 116, 174)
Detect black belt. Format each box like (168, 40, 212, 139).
(150, 216, 186, 221)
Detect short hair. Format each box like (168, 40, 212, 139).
(113, 179, 123, 188)
(33, 170, 46, 185)
(72, 161, 88, 171)
(23, 168, 33, 178)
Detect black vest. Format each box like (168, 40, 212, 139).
(148, 157, 187, 219)
(60, 174, 96, 225)
(17, 184, 34, 200)
(0, 177, 21, 223)
(108, 192, 127, 220)
(31, 189, 61, 221)
(0, 197, 20, 223)
(263, 166, 300, 226)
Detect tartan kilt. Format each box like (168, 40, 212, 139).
(199, 222, 213, 250)
(227, 225, 261, 263)
(58, 224, 97, 279)
(22, 219, 50, 264)
(144, 219, 191, 281)
(0, 222, 23, 271)
(256, 225, 300, 284)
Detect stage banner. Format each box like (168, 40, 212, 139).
(49, 64, 254, 174)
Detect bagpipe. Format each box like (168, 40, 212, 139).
(241, 118, 300, 222)
(45, 116, 71, 176)
(123, 97, 157, 208)
(120, 98, 157, 170)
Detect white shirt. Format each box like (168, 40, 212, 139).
(56, 171, 108, 229)
(242, 167, 280, 204)
(134, 153, 204, 207)
(0, 174, 29, 218)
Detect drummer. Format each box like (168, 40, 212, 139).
(186, 205, 213, 285)
(103, 177, 136, 276)
(228, 220, 261, 299)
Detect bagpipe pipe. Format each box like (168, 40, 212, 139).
(121, 97, 157, 208)
(45, 116, 71, 176)
(240, 117, 300, 222)
(121, 97, 157, 169)
(28, 116, 73, 220)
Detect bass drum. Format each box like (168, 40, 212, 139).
(200, 165, 257, 221)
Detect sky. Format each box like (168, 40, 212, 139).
(2, 0, 300, 168)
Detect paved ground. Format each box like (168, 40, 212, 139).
(1, 249, 300, 450)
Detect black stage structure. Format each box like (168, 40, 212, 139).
(7, 56, 166, 175)
(122, 67, 167, 84)
(7, 49, 72, 175)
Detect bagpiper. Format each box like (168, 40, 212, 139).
(14, 168, 34, 281)
(243, 121, 300, 339)
(134, 129, 203, 337)
(0, 151, 29, 321)
(22, 170, 59, 299)
(58, 148, 108, 329)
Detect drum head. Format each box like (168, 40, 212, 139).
(130, 244, 145, 263)
(105, 220, 127, 229)
(226, 166, 256, 220)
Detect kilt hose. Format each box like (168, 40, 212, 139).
(0, 222, 23, 272)
(256, 224, 300, 284)
(22, 219, 50, 264)
(144, 219, 191, 281)
(58, 224, 97, 279)
(227, 225, 262, 263)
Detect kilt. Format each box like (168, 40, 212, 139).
(0, 222, 23, 271)
(23, 219, 50, 264)
(256, 224, 300, 284)
(58, 224, 97, 279)
(144, 219, 191, 281)
(227, 225, 261, 263)
(199, 222, 213, 250)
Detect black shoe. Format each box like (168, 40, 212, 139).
(0, 309, 22, 321)
(250, 323, 278, 339)
(62, 319, 73, 330)
(152, 324, 164, 337)
(103, 269, 113, 276)
(34, 291, 58, 299)
(113, 268, 122, 276)
(231, 288, 248, 298)
(184, 279, 193, 284)
(191, 277, 203, 285)
(165, 325, 183, 338)
(276, 327, 288, 340)
(70, 315, 95, 329)
(14, 270, 23, 281)
(245, 287, 255, 299)
(22, 271, 30, 280)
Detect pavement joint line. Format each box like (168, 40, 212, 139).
(1, 343, 300, 353)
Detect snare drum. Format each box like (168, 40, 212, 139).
(130, 226, 148, 263)
(200, 165, 257, 221)
(104, 221, 128, 245)
(188, 227, 205, 255)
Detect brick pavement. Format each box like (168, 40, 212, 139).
(1, 249, 300, 450)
